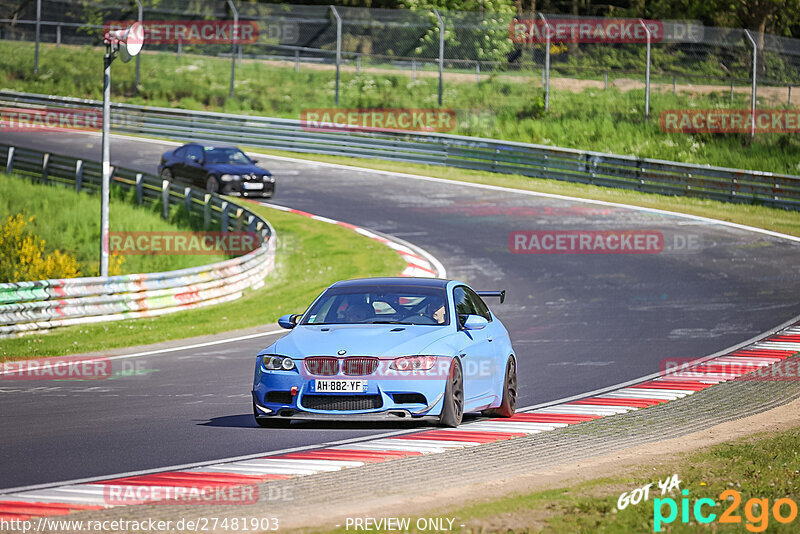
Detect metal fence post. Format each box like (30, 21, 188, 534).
(203, 194, 211, 229)
(604, 70, 608, 89)
(221, 201, 230, 231)
(75, 160, 83, 192)
(789, 85, 792, 107)
(539, 13, 551, 111)
(639, 19, 651, 119)
(295, 49, 299, 71)
(134, 0, 142, 91)
(34, 0, 41, 74)
(331, 6, 342, 106)
(356, 55, 361, 75)
(227, 0, 238, 98)
(476, 61, 480, 82)
(56, 24, 61, 47)
(161, 179, 170, 219)
(744, 30, 758, 139)
(184, 186, 192, 214)
(41, 153, 49, 182)
(673, 75, 677, 96)
(135, 173, 143, 204)
(412, 58, 416, 81)
(177, 37, 182, 58)
(434, 9, 444, 106)
(5, 147, 13, 173)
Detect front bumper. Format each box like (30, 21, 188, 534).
(252, 363, 447, 420)
(220, 179, 275, 197)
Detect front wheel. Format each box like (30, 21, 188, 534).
(482, 357, 517, 418)
(206, 175, 220, 194)
(438, 359, 464, 427)
(160, 168, 173, 180)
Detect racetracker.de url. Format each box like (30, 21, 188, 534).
(0, 516, 279, 532)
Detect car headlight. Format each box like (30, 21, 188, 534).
(221, 174, 240, 182)
(261, 355, 296, 371)
(390, 355, 437, 371)
(264, 175, 275, 182)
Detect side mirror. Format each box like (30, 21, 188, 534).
(463, 315, 488, 330)
(251, 158, 258, 164)
(278, 314, 300, 329)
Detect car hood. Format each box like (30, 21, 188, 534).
(265, 324, 451, 358)
(206, 163, 270, 176)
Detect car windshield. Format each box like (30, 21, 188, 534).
(302, 285, 449, 326)
(204, 147, 251, 165)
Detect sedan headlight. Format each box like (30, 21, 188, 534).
(221, 174, 241, 182)
(390, 355, 437, 371)
(263, 175, 275, 182)
(261, 355, 296, 371)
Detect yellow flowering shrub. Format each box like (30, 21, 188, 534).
(0, 214, 82, 282)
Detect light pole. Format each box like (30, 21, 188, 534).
(100, 23, 143, 276)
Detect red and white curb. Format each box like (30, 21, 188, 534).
(1, 324, 798, 521)
(259, 203, 446, 279)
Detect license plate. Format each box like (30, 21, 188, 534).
(314, 379, 367, 393)
(243, 182, 264, 190)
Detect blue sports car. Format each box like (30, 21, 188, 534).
(252, 277, 517, 427)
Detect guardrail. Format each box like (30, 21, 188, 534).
(2, 90, 798, 210)
(0, 142, 277, 338)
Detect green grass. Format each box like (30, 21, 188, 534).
(315, 425, 800, 533)
(0, 173, 224, 277)
(3, 41, 800, 176)
(0, 202, 406, 360)
(241, 147, 800, 239)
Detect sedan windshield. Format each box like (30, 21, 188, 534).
(302, 286, 449, 326)
(204, 147, 251, 165)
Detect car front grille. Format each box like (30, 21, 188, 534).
(301, 394, 383, 411)
(342, 357, 379, 376)
(304, 357, 339, 376)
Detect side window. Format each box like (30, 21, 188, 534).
(453, 286, 478, 326)
(186, 145, 203, 163)
(174, 146, 187, 160)
(465, 288, 492, 321)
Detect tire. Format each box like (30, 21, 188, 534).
(160, 168, 173, 180)
(253, 403, 292, 428)
(206, 175, 220, 194)
(482, 357, 517, 418)
(438, 359, 464, 427)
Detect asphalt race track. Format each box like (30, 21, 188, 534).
(2, 130, 800, 490)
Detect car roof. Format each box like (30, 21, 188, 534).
(182, 142, 239, 150)
(330, 277, 450, 289)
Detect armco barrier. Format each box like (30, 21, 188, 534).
(0, 143, 276, 338)
(2, 90, 800, 210)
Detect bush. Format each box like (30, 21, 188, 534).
(0, 213, 82, 282)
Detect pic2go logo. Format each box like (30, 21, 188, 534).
(654, 489, 799, 532)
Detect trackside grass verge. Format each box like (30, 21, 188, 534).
(3, 41, 800, 175)
(316, 425, 800, 533)
(244, 148, 800, 239)
(0, 203, 405, 360)
(0, 172, 225, 277)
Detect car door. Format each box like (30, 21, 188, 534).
(169, 146, 188, 180)
(183, 145, 207, 187)
(452, 285, 495, 409)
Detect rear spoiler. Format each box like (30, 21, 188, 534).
(476, 290, 506, 304)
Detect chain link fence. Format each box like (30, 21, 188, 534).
(4, 1, 800, 136)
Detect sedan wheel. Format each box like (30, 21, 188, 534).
(160, 168, 173, 180)
(483, 357, 517, 418)
(206, 175, 220, 194)
(438, 359, 464, 427)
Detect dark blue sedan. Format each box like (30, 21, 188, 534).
(158, 143, 275, 198)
